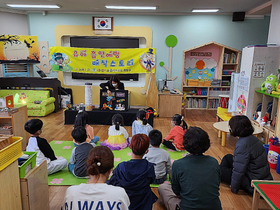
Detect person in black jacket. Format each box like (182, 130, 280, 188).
(100, 75, 124, 95)
(220, 115, 273, 195)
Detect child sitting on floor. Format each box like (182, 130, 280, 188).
(68, 126, 95, 178)
(143, 129, 172, 184)
(74, 110, 99, 145)
(25, 119, 68, 175)
(162, 114, 188, 151)
(107, 134, 157, 210)
(100, 114, 129, 150)
(62, 146, 130, 210)
(132, 109, 153, 136)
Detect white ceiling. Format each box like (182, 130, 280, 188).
(0, 0, 272, 16)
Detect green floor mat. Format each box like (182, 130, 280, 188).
(48, 140, 187, 186)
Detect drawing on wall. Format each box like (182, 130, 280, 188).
(184, 58, 217, 80)
(0, 35, 40, 63)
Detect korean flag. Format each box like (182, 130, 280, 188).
(94, 17, 112, 30)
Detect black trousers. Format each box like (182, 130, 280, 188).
(220, 154, 233, 184)
(162, 139, 177, 151)
(220, 154, 253, 195)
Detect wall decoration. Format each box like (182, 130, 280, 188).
(184, 44, 219, 82)
(50, 46, 156, 74)
(253, 62, 265, 78)
(0, 34, 39, 63)
(159, 35, 178, 81)
(93, 17, 113, 31)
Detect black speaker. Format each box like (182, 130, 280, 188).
(232, 12, 245, 22)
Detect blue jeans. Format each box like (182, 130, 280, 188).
(74, 136, 100, 146)
(91, 136, 100, 144)
(153, 173, 168, 184)
(68, 163, 75, 176)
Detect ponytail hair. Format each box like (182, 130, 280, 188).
(137, 110, 148, 125)
(112, 114, 124, 131)
(86, 146, 114, 176)
(172, 114, 188, 130)
(74, 111, 89, 128)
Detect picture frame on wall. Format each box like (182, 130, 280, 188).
(92, 17, 113, 31)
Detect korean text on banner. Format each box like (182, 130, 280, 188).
(50, 47, 156, 74)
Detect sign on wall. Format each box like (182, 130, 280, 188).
(0, 35, 40, 64)
(50, 46, 156, 74)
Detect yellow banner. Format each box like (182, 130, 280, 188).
(0, 35, 39, 63)
(50, 46, 156, 74)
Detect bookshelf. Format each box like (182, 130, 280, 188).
(250, 89, 279, 143)
(0, 105, 29, 150)
(183, 86, 230, 109)
(181, 41, 241, 110)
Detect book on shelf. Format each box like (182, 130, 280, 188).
(186, 98, 207, 108)
(223, 53, 236, 64)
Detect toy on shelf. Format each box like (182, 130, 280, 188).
(261, 74, 278, 92)
(260, 113, 269, 126)
(269, 136, 279, 146)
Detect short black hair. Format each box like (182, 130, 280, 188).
(148, 129, 162, 147)
(229, 115, 254, 137)
(183, 126, 210, 155)
(71, 126, 87, 143)
(24, 119, 43, 134)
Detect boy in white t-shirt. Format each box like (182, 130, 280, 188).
(25, 119, 68, 175)
(143, 129, 172, 184)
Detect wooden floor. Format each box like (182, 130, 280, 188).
(30, 109, 280, 210)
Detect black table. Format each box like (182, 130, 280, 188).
(64, 109, 154, 126)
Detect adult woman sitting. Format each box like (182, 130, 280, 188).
(61, 146, 130, 210)
(100, 75, 124, 95)
(158, 127, 222, 210)
(220, 115, 273, 195)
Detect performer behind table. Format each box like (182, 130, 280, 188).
(100, 75, 125, 95)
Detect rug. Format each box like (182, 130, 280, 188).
(48, 140, 187, 186)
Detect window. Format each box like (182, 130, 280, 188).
(2, 64, 30, 77)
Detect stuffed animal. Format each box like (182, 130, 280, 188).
(272, 84, 280, 95)
(261, 74, 278, 91)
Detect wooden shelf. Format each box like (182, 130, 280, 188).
(183, 85, 231, 88)
(185, 108, 207, 110)
(0, 106, 29, 150)
(183, 86, 210, 88)
(181, 42, 240, 110)
(255, 89, 279, 99)
(252, 89, 279, 142)
(186, 95, 208, 98)
(0, 117, 12, 119)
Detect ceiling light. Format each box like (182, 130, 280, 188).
(6, 4, 60, 9)
(105, 6, 156, 10)
(192, 9, 219, 13)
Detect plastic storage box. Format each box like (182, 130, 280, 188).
(0, 136, 22, 171)
(19, 151, 37, 178)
